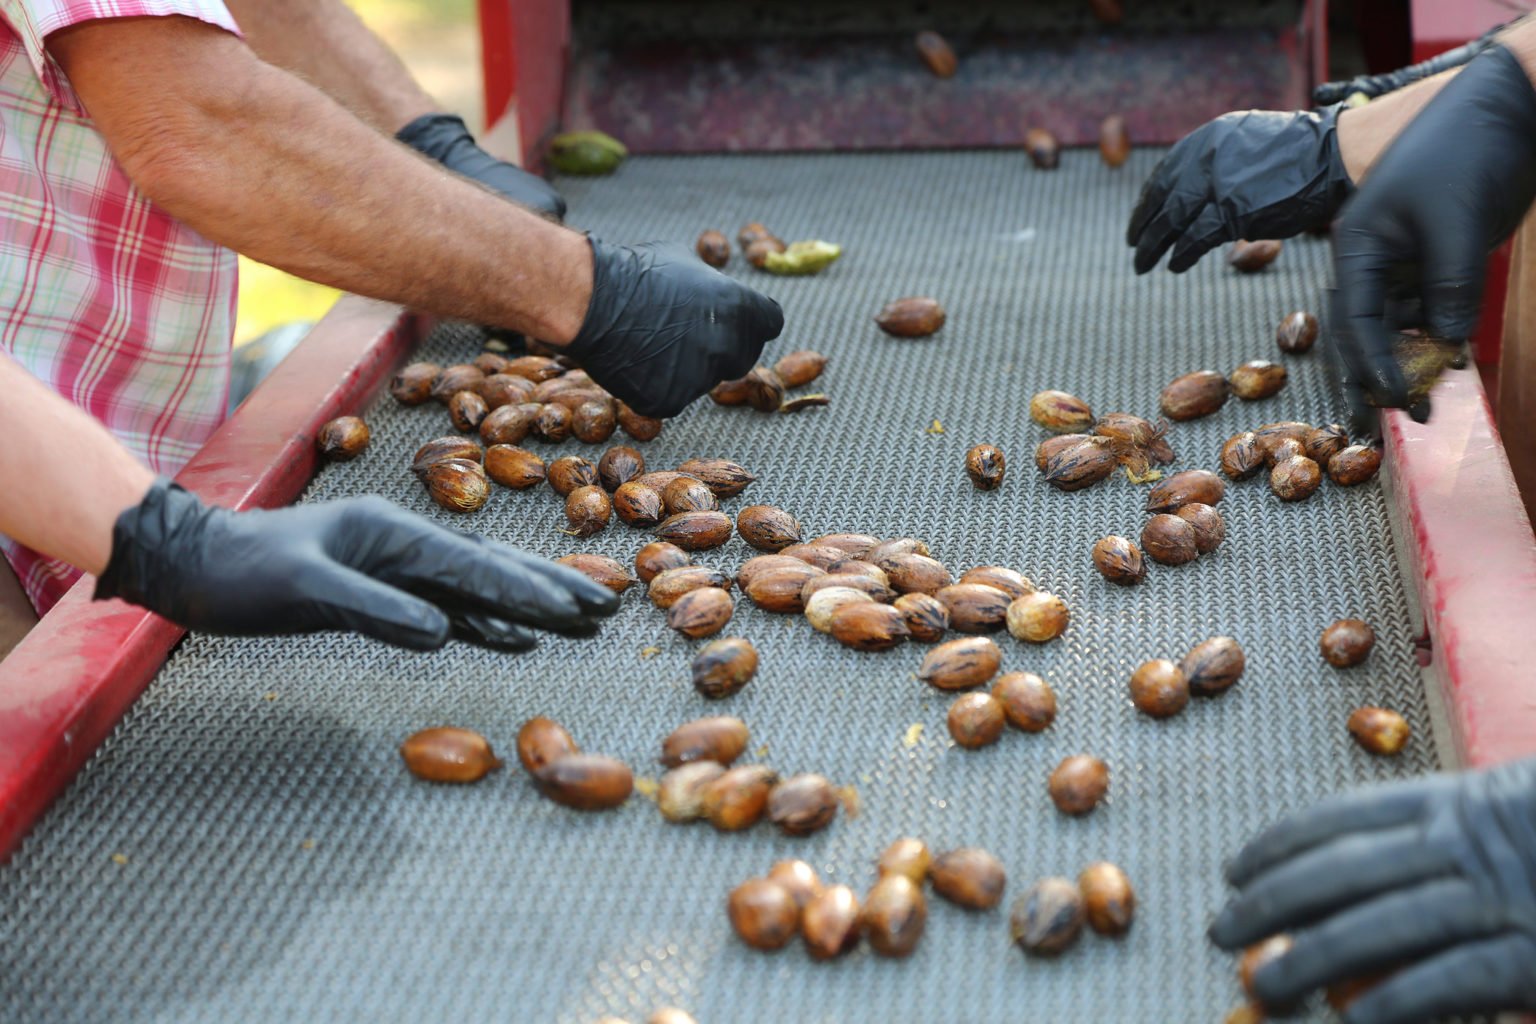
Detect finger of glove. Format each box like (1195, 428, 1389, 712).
(1131, 194, 1205, 274)
(1312, 80, 1352, 105)
(1165, 202, 1238, 274)
(300, 565, 451, 651)
(1209, 825, 1457, 949)
(1333, 244, 1411, 408)
(1420, 226, 1487, 342)
(348, 507, 613, 628)
(717, 290, 779, 381)
(472, 540, 620, 616)
(1334, 350, 1380, 438)
(742, 288, 785, 344)
(450, 611, 538, 652)
(1344, 932, 1536, 1024)
(1224, 777, 1438, 887)
(1126, 145, 1190, 247)
(1252, 877, 1498, 1007)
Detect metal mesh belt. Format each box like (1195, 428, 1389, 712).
(1, 151, 1453, 1023)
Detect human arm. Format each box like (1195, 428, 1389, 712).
(48, 16, 780, 416)
(0, 349, 616, 649)
(1126, 39, 1483, 273)
(0, 349, 155, 576)
(1330, 34, 1536, 429)
(1209, 759, 1536, 1023)
(217, 0, 436, 134)
(50, 16, 584, 341)
(221, 0, 565, 219)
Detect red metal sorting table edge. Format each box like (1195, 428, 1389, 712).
(1383, 371, 1536, 770)
(0, 296, 426, 861)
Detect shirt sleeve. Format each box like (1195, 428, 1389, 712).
(0, 0, 242, 111)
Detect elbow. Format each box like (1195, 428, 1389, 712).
(103, 60, 265, 225)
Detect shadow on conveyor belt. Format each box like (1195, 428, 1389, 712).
(0, 705, 411, 1020)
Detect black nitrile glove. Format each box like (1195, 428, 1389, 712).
(397, 112, 567, 222)
(1126, 104, 1354, 274)
(561, 237, 785, 419)
(94, 479, 617, 651)
(1209, 759, 1536, 1024)
(1313, 20, 1510, 105)
(1331, 44, 1536, 432)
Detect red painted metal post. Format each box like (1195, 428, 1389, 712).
(0, 297, 425, 861)
(478, 0, 515, 131)
(477, 0, 570, 170)
(1306, 0, 1329, 89)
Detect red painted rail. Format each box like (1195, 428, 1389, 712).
(478, 0, 567, 171)
(0, 297, 424, 860)
(1383, 373, 1536, 769)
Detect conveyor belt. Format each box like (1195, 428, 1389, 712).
(0, 151, 1453, 1022)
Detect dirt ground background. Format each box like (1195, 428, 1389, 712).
(234, 0, 482, 346)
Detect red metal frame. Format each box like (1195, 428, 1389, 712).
(0, 297, 425, 861)
(1383, 374, 1536, 769)
(1409, 0, 1513, 64)
(1304, 0, 1329, 97)
(478, 0, 569, 170)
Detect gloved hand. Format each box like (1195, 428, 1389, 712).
(397, 112, 567, 222)
(1331, 44, 1536, 431)
(561, 238, 785, 418)
(94, 479, 617, 651)
(1209, 758, 1536, 1024)
(1312, 19, 1509, 105)
(1126, 104, 1354, 273)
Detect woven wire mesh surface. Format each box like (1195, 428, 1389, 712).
(1, 151, 1451, 1023)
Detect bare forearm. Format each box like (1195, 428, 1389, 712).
(1337, 69, 1457, 181)
(0, 351, 155, 575)
(1339, 17, 1536, 181)
(222, 0, 435, 133)
(51, 18, 590, 344)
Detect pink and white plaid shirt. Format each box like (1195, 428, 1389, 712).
(1, 0, 242, 613)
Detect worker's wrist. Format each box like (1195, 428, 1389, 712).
(1335, 106, 1366, 184)
(1334, 66, 1459, 183)
(528, 229, 595, 347)
(394, 112, 470, 157)
(93, 477, 205, 609)
(85, 467, 159, 577)
(1500, 18, 1536, 92)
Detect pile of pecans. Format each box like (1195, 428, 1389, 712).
(729, 531, 1070, 655)
(1012, 862, 1136, 957)
(396, 720, 635, 813)
(1128, 637, 1246, 720)
(916, 637, 1057, 750)
(653, 715, 846, 836)
(1220, 421, 1380, 502)
(395, 354, 662, 449)
(516, 718, 634, 811)
(710, 348, 830, 414)
(1138, 470, 1227, 566)
(1032, 400, 1177, 492)
(728, 838, 1135, 965)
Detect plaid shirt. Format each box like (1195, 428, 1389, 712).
(1, 0, 241, 613)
